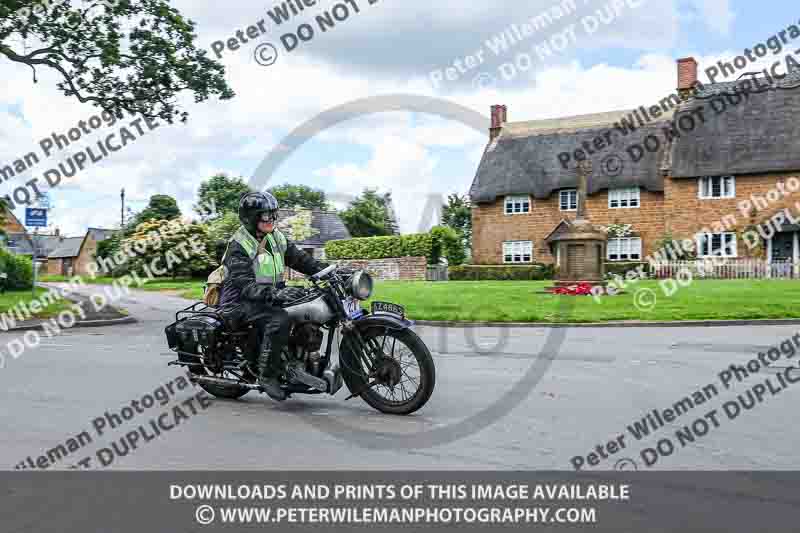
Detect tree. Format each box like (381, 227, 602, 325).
(268, 184, 328, 210)
(0, 197, 11, 241)
(206, 211, 240, 245)
(195, 174, 250, 218)
(0, 0, 234, 123)
(442, 193, 472, 248)
(339, 188, 393, 238)
(136, 194, 181, 223)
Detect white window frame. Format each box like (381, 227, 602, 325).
(503, 241, 533, 264)
(696, 232, 738, 258)
(607, 237, 642, 262)
(560, 189, 577, 211)
(698, 176, 735, 199)
(504, 195, 531, 215)
(608, 187, 641, 209)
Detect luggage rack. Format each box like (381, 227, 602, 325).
(174, 301, 224, 323)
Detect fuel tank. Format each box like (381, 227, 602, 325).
(284, 294, 334, 324)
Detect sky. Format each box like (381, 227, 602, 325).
(0, 0, 793, 236)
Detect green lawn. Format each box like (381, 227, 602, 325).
(38, 276, 800, 323)
(363, 280, 800, 323)
(0, 288, 76, 319)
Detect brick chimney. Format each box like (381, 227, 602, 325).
(677, 57, 698, 99)
(490, 104, 507, 140)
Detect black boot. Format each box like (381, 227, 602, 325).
(257, 335, 286, 401)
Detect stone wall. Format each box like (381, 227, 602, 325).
(330, 256, 428, 281)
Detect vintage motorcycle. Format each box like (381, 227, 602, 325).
(164, 265, 435, 415)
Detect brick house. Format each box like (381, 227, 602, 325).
(45, 228, 115, 276)
(470, 58, 800, 268)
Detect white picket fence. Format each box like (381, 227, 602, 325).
(651, 260, 800, 280)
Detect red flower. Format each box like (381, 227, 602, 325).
(550, 283, 595, 296)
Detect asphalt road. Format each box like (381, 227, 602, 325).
(2, 284, 800, 471)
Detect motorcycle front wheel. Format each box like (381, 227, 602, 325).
(339, 326, 435, 415)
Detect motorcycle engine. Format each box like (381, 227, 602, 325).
(289, 323, 324, 375)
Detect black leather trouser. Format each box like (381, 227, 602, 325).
(247, 305, 291, 376)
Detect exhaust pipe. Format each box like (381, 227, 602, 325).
(191, 369, 344, 395)
(190, 374, 261, 391)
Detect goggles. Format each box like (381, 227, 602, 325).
(258, 211, 278, 223)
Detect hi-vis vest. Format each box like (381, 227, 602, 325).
(231, 225, 288, 284)
(203, 226, 288, 306)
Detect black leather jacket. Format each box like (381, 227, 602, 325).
(218, 235, 326, 319)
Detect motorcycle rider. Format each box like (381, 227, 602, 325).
(218, 191, 327, 401)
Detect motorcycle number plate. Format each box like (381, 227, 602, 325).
(342, 297, 363, 319)
(371, 301, 405, 319)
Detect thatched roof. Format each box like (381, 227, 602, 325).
(470, 109, 673, 204)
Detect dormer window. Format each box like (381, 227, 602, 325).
(559, 189, 577, 211)
(698, 176, 735, 199)
(504, 195, 530, 215)
(609, 187, 640, 209)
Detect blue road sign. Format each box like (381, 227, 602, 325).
(25, 208, 47, 227)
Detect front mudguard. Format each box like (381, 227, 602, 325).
(350, 312, 414, 332)
(338, 312, 414, 393)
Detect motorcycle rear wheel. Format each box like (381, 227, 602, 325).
(340, 327, 435, 415)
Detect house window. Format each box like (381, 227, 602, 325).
(609, 187, 640, 209)
(504, 195, 530, 215)
(607, 237, 642, 261)
(503, 241, 533, 263)
(560, 189, 577, 211)
(696, 233, 737, 258)
(698, 176, 735, 199)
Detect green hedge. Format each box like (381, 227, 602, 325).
(325, 234, 432, 261)
(449, 264, 554, 281)
(326, 227, 468, 266)
(0, 247, 33, 289)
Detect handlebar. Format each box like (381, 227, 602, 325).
(309, 263, 338, 281)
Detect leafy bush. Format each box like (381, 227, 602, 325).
(0, 247, 33, 289)
(325, 234, 433, 261)
(430, 226, 466, 266)
(448, 264, 554, 281)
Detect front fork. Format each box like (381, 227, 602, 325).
(340, 322, 380, 376)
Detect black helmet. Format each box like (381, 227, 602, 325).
(239, 192, 279, 235)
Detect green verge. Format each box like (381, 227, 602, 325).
(0, 288, 75, 319)
(40, 275, 205, 300)
(40, 277, 800, 323)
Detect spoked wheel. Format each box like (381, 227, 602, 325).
(179, 353, 250, 400)
(340, 326, 435, 415)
